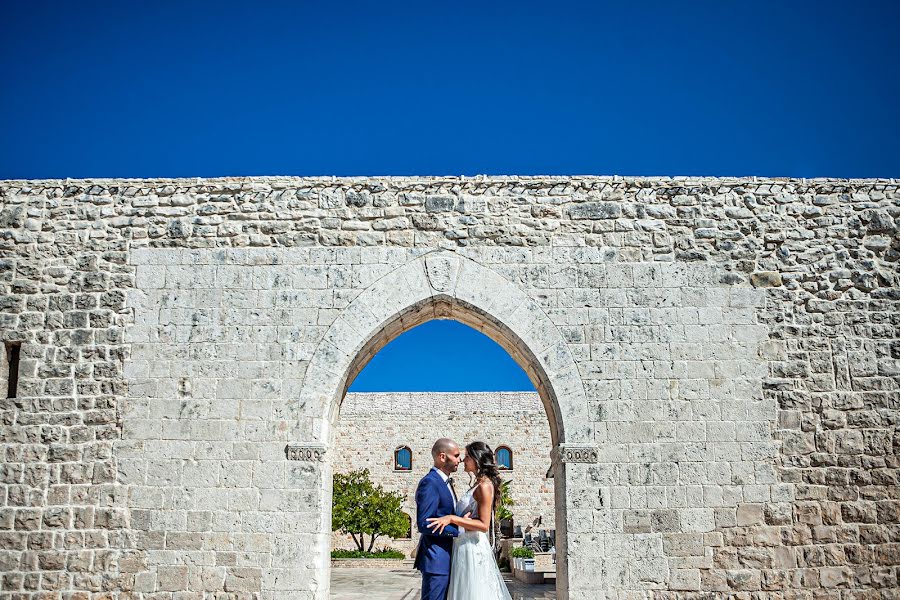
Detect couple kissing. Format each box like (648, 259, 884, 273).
(413, 438, 512, 600)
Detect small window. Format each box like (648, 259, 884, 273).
(394, 446, 412, 471)
(496, 446, 512, 470)
(5, 343, 21, 399)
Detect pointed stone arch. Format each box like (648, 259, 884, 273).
(296, 250, 594, 599)
(298, 250, 592, 447)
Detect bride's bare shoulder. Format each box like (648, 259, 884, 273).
(473, 478, 493, 499)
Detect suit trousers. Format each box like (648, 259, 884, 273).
(421, 572, 450, 600)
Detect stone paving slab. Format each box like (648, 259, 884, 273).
(331, 567, 556, 600)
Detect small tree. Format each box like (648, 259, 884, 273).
(332, 469, 409, 552)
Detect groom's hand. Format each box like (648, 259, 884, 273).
(426, 512, 472, 534)
(426, 515, 454, 534)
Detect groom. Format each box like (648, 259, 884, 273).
(414, 438, 461, 600)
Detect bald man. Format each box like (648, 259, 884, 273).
(413, 438, 462, 600)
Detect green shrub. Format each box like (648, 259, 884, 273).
(331, 548, 405, 559)
(332, 469, 409, 552)
(510, 546, 534, 558)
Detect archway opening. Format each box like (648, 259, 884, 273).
(327, 309, 562, 598)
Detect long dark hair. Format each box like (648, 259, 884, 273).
(465, 441, 502, 509)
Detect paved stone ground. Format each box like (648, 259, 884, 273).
(330, 568, 557, 599)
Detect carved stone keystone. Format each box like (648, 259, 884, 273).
(424, 254, 460, 293)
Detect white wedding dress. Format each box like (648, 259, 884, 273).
(446, 485, 512, 600)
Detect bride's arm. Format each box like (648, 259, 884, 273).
(428, 480, 493, 534)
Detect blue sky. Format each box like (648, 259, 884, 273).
(3, 1, 898, 390)
(349, 321, 534, 392)
(2, 0, 898, 180)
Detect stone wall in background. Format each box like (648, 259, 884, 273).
(332, 391, 555, 556)
(0, 176, 897, 599)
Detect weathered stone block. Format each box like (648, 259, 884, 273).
(424, 195, 457, 213)
(569, 202, 622, 220)
(224, 567, 262, 592)
(157, 566, 189, 592)
(749, 272, 782, 288)
(726, 569, 761, 591)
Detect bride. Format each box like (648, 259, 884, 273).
(427, 441, 512, 600)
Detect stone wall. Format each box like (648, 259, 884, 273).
(0, 176, 897, 599)
(332, 391, 555, 556)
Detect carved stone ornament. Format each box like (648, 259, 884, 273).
(424, 255, 460, 293)
(557, 445, 599, 463)
(285, 443, 326, 462)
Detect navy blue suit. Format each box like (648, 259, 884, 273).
(414, 468, 459, 600)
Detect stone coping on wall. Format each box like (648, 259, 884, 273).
(2, 175, 898, 185)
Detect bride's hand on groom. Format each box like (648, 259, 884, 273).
(427, 512, 471, 534)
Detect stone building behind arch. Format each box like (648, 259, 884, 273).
(0, 176, 897, 599)
(332, 391, 555, 556)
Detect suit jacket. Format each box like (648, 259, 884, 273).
(413, 468, 459, 574)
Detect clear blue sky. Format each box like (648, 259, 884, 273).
(3, 1, 898, 390)
(349, 321, 534, 392)
(2, 0, 898, 180)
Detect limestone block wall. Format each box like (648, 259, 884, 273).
(0, 176, 897, 599)
(332, 391, 555, 556)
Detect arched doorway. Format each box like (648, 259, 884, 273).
(330, 320, 553, 578)
(292, 252, 595, 599)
